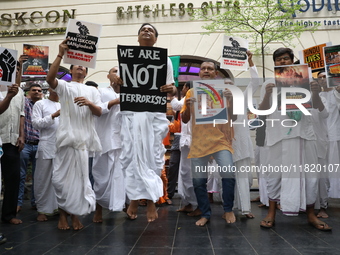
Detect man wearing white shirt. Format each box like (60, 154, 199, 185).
(0, 84, 20, 242)
(46, 39, 102, 230)
(119, 23, 176, 222)
(0, 84, 24, 225)
(259, 48, 331, 231)
(32, 88, 60, 222)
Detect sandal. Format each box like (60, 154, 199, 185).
(309, 221, 332, 231)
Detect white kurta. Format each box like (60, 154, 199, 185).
(32, 99, 60, 214)
(52, 80, 102, 215)
(120, 58, 174, 202)
(92, 86, 125, 211)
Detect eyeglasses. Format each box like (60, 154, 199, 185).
(31, 89, 42, 92)
(275, 56, 291, 62)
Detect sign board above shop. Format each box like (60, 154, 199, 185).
(116, 0, 340, 19)
(1, 0, 340, 38)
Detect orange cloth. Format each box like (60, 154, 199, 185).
(181, 89, 234, 158)
(157, 167, 169, 204)
(163, 115, 181, 146)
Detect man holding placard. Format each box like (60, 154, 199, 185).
(46, 39, 102, 230)
(118, 23, 175, 222)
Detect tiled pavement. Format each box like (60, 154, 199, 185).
(1, 192, 340, 255)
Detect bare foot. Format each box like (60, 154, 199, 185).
(126, 200, 138, 220)
(245, 213, 255, 219)
(58, 209, 70, 230)
(276, 204, 281, 210)
(187, 208, 202, 217)
(251, 196, 260, 202)
(177, 204, 193, 213)
(258, 203, 266, 208)
(316, 208, 329, 218)
(9, 218, 22, 225)
(146, 200, 158, 222)
(309, 219, 332, 231)
(195, 217, 209, 227)
(222, 211, 236, 224)
(93, 203, 103, 223)
(16, 206, 21, 213)
(71, 215, 83, 230)
(37, 214, 48, 222)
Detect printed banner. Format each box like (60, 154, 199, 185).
(193, 79, 228, 124)
(300, 42, 331, 71)
(118, 45, 168, 112)
(324, 44, 340, 87)
(22, 44, 49, 77)
(64, 19, 102, 69)
(274, 64, 313, 111)
(220, 35, 248, 71)
(0, 47, 17, 91)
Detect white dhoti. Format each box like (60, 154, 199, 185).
(266, 138, 318, 216)
(234, 158, 252, 214)
(92, 149, 125, 211)
(315, 157, 329, 209)
(52, 147, 96, 215)
(328, 141, 340, 198)
(120, 112, 167, 202)
(255, 146, 269, 206)
(34, 154, 58, 214)
(178, 145, 197, 206)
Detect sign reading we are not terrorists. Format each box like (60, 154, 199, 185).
(118, 45, 168, 113)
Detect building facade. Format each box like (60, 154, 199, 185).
(1, 0, 340, 87)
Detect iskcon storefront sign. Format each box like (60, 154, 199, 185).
(0, 9, 75, 37)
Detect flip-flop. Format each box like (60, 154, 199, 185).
(260, 219, 275, 228)
(309, 221, 332, 231)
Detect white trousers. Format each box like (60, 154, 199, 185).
(34, 155, 58, 214)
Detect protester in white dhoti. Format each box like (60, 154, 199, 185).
(92, 66, 126, 223)
(118, 23, 175, 222)
(32, 88, 60, 222)
(172, 81, 200, 215)
(228, 51, 260, 218)
(309, 79, 330, 218)
(46, 39, 102, 230)
(259, 48, 331, 231)
(318, 71, 340, 218)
